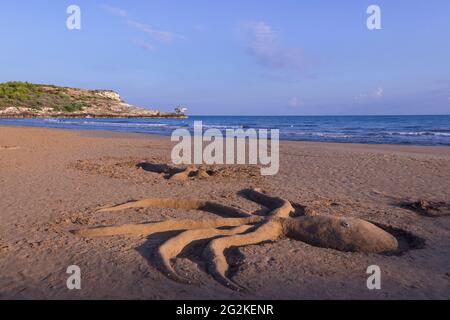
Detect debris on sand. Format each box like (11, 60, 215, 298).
(404, 200, 450, 217)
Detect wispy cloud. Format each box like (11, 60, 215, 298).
(101, 4, 182, 47)
(193, 24, 207, 32)
(289, 96, 303, 108)
(355, 87, 384, 101)
(374, 87, 384, 97)
(127, 20, 176, 43)
(134, 39, 154, 52)
(101, 4, 128, 18)
(243, 21, 307, 72)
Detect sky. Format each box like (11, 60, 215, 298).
(1, 0, 450, 115)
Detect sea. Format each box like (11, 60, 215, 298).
(1, 115, 450, 146)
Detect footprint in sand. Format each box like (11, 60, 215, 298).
(0, 146, 20, 150)
(0, 240, 9, 254)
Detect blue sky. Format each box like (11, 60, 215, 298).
(1, 0, 450, 115)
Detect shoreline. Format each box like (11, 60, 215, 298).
(1, 123, 450, 151)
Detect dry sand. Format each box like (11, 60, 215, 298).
(0, 125, 449, 300)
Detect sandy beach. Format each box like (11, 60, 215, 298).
(1, 125, 449, 300)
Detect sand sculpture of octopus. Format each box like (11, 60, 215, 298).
(73, 188, 399, 291)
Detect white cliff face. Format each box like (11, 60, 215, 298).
(95, 91, 122, 101)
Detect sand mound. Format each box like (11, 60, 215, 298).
(69, 157, 262, 183)
(370, 222, 426, 255)
(403, 200, 450, 217)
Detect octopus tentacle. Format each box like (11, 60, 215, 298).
(156, 225, 253, 284)
(245, 188, 294, 218)
(98, 198, 251, 217)
(203, 220, 284, 291)
(72, 217, 262, 238)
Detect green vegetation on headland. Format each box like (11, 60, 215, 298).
(0, 82, 186, 118)
(0, 82, 85, 112)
